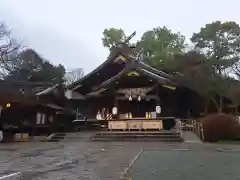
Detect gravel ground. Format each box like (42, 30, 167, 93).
(0, 137, 240, 179)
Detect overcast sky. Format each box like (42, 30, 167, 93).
(1, 0, 240, 73)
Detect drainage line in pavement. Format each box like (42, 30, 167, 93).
(120, 148, 143, 179)
(0, 172, 21, 179)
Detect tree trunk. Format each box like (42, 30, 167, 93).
(235, 105, 239, 115)
(219, 95, 223, 113)
(212, 99, 221, 113)
(204, 105, 208, 114)
(203, 99, 209, 115)
(211, 95, 223, 113)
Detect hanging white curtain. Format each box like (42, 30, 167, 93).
(36, 113, 41, 124)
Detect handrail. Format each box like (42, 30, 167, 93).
(180, 119, 204, 141)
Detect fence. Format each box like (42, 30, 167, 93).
(181, 119, 204, 141)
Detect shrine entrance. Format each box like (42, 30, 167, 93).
(117, 99, 156, 119)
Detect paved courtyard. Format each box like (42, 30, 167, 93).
(0, 135, 240, 179)
(126, 149, 240, 180)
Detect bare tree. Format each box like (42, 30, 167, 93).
(0, 23, 21, 79)
(232, 61, 240, 79)
(64, 68, 84, 85)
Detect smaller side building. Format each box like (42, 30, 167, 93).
(0, 81, 72, 142)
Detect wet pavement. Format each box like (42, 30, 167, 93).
(0, 136, 240, 179)
(127, 149, 240, 180)
(182, 131, 203, 144)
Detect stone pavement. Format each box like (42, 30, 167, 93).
(0, 133, 240, 179)
(182, 131, 203, 144)
(126, 149, 240, 180)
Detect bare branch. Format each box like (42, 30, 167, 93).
(64, 68, 84, 85)
(231, 62, 240, 79)
(0, 23, 21, 79)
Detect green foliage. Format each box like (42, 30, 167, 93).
(191, 21, 240, 75)
(164, 50, 232, 111)
(100, 22, 240, 112)
(137, 26, 185, 69)
(101, 28, 126, 48)
(188, 21, 240, 111)
(226, 80, 240, 106)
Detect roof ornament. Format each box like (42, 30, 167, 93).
(124, 31, 136, 44)
(115, 31, 136, 48)
(136, 48, 144, 62)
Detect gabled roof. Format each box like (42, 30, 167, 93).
(94, 63, 172, 91)
(67, 43, 136, 90)
(67, 43, 172, 95)
(0, 80, 53, 104)
(36, 84, 60, 96)
(138, 61, 171, 79)
(0, 80, 53, 95)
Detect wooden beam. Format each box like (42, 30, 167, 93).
(71, 84, 83, 91)
(138, 61, 172, 79)
(162, 85, 176, 90)
(92, 63, 171, 92)
(85, 88, 107, 97)
(92, 67, 132, 91)
(115, 95, 158, 100)
(137, 68, 169, 84)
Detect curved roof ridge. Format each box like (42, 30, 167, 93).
(138, 61, 172, 78)
(67, 47, 120, 89)
(93, 64, 171, 91)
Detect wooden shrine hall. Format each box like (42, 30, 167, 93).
(67, 41, 203, 131)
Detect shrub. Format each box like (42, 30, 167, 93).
(201, 113, 240, 142)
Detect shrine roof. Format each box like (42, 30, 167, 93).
(0, 80, 67, 110)
(67, 43, 172, 95)
(92, 62, 175, 93)
(36, 84, 60, 96)
(67, 43, 135, 90)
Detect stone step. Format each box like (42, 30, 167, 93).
(93, 134, 181, 139)
(91, 137, 183, 142)
(62, 136, 92, 141)
(50, 137, 65, 140)
(47, 139, 60, 142)
(95, 131, 180, 136)
(46, 133, 67, 142)
(92, 131, 182, 142)
(46, 131, 182, 142)
(54, 133, 66, 136)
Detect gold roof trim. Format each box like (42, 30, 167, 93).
(126, 71, 140, 76)
(113, 55, 128, 63)
(162, 85, 176, 90)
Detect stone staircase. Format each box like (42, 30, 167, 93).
(46, 133, 67, 142)
(61, 132, 96, 142)
(91, 131, 183, 142)
(46, 132, 97, 142)
(46, 130, 183, 142)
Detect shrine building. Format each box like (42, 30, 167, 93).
(66, 42, 203, 131)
